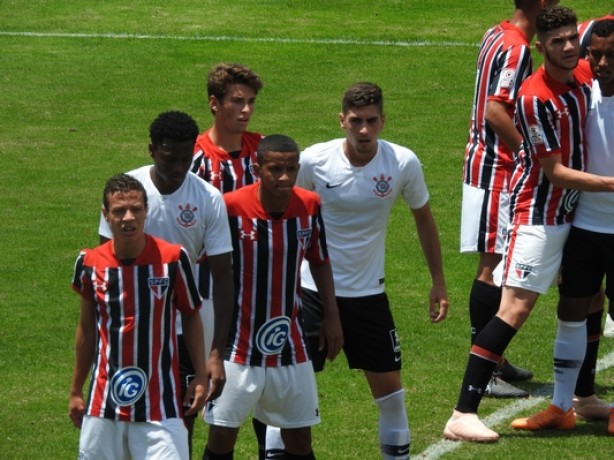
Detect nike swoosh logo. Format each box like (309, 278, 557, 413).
(325, 183, 343, 188)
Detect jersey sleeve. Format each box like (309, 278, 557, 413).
(201, 187, 233, 258)
(173, 247, 202, 314)
(303, 203, 329, 266)
(296, 149, 316, 190)
(516, 94, 560, 158)
(400, 152, 430, 210)
(487, 43, 532, 106)
(71, 250, 94, 300)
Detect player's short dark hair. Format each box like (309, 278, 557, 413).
(207, 63, 263, 102)
(341, 82, 383, 114)
(103, 173, 148, 211)
(592, 19, 614, 38)
(536, 6, 577, 41)
(256, 134, 299, 164)
(149, 111, 199, 147)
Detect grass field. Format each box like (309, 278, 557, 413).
(1, 1, 613, 458)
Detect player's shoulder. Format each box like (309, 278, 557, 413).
(292, 185, 320, 203)
(223, 183, 255, 204)
(147, 234, 183, 260)
(301, 138, 344, 160)
(125, 165, 151, 181)
(184, 171, 223, 196)
(378, 140, 419, 164)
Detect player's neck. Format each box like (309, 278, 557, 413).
(209, 124, 243, 153)
(544, 61, 576, 85)
(113, 236, 146, 261)
(510, 10, 536, 42)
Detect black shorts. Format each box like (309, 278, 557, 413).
(177, 334, 197, 419)
(559, 226, 614, 300)
(301, 288, 401, 373)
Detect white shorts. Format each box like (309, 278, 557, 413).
(460, 183, 509, 254)
(501, 223, 570, 294)
(204, 361, 320, 429)
(78, 415, 188, 460)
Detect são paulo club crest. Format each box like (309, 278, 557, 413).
(110, 367, 147, 406)
(255, 316, 291, 355)
(176, 203, 198, 228)
(372, 174, 393, 198)
(514, 262, 533, 280)
(148, 277, 170, 299)
(296, 228, 312, 250)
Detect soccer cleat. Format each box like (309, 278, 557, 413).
(608, 408, 614, 436)
(443, 410, 499, 442)
(493, 358, 533, 382)
(573, 394, 611, 420)
(485, 376, 529, 398)
(511, 404, 576, 431)
(604, 312, 614, 339)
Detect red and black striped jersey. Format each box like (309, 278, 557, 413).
(71, 235, 201, 422)
(463, 21, 533, 192)
(511, 61, 593, 225)
(223, 184, 329, 367)
(191, 130, 263, 194)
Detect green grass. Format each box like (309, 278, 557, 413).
(1, 1, 613, 458)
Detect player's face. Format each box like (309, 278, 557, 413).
(149, 138, 194, 194)
(588, 33, 614, 94)
(340, 105, 384, 165)
(211, 83, 257, 134)
(539, 25, 580, 71)
(103, 190, 147, 243)
(254, 151, 300, 200)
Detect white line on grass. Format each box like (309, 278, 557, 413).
(417, 349, 614, 459)
(0, 31, 478, 48)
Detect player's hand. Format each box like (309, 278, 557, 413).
(204, 352, 226, 402)
(183, 373, 208, 416)
(429, 283, 449, 323)
(320, 311, 343, 361)
(69, 394, 86, 429)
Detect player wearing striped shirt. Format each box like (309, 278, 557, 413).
(69, 174, 207, 460)
(445, 6, 614, 442)
(460, 1, 557, 393)
(202, 135, 342, 460)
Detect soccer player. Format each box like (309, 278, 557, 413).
(511, 18, 614, 434)
(202, 135, 343, 460)
(98, 111, 234, 453)
(460, 0, 559, 397)
(295, 82, 449, 459)
(69, 173, 207, 459)
(444, 6, 614, 442)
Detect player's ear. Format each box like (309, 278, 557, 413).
(338, 112, 345, 127)
(148, 143, 155, 158)
(102, 206, 108, 221)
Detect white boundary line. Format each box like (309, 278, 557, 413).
(418, 349, 614, 459)
(0, 31, 478, 48)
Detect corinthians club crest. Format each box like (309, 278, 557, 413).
(176, 203, 198, 228)
(372, 173, 393, 198)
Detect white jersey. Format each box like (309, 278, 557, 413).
(99, 166, 232, 262)
(297, 138, 429, 297)
(574, 81, 614, 234)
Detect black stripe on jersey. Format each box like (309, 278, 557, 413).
(104, 267, 122, 420)
(254, 218, 271, 347)
(134, 264, 152, 420)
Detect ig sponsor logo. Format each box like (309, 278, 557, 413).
(110, 367, 147, 406)
(256, 316, 291, 355)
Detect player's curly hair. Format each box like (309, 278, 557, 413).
(341, 82, 383, 114)
(102, 173, 148, 211)
(149, 111, 199, 147)
(207, 63, 263, 106)
(536, 6, 577, 40)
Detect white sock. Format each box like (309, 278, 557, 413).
(264, 425, 284, 459)
(552, 319, 586, 412)
(374, 389, 411, 459)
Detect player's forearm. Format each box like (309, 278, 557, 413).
(413, 208, 446, 287)
(181, 313, 208, 377)
(70, 325, 95, 397)
(210, 280, 234, 354)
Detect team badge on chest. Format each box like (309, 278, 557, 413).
(148, 277, 170, 299)
(176, 203, 198, 228)
(372, 174, 393, 198)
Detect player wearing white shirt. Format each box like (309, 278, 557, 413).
(296, 82, 449, 460)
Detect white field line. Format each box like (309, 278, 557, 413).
(417, 349, 614, 459)
(0, 30, 478, 48)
